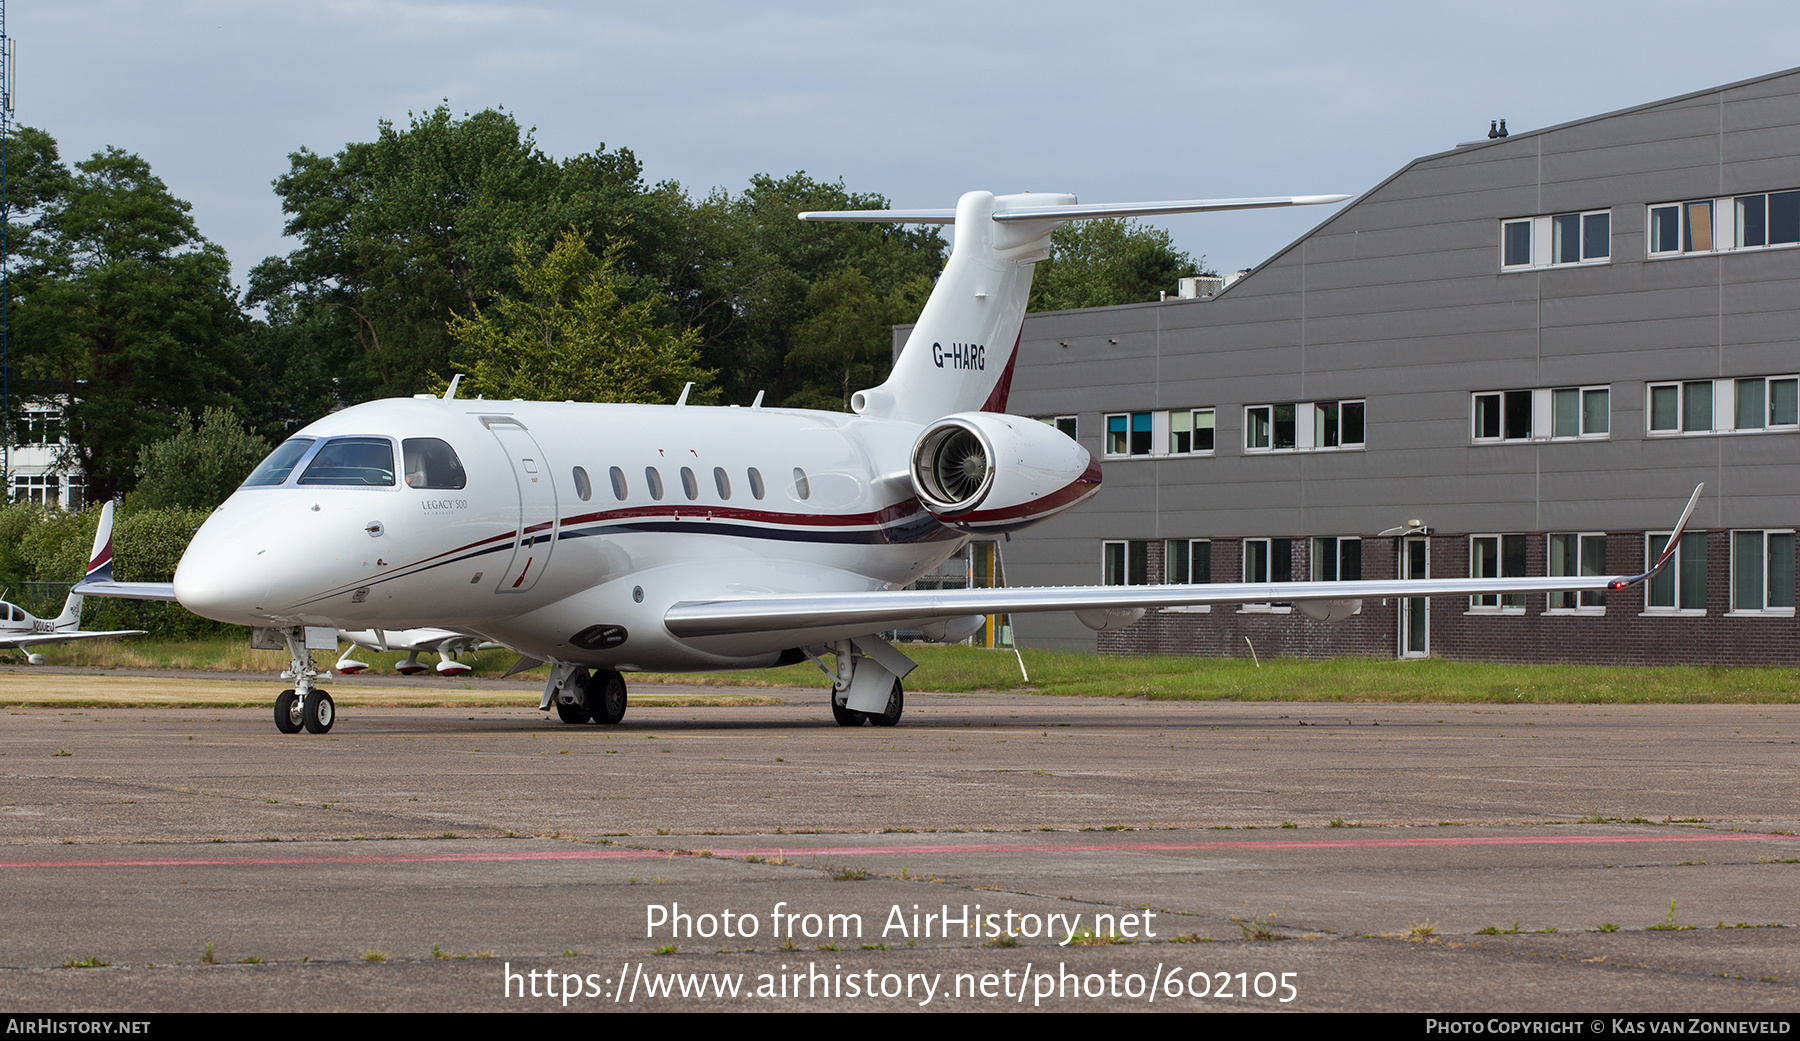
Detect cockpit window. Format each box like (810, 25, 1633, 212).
(402, 438, 467, 489)
(241, 438, 316, 487)
(298, 437, 396, 487)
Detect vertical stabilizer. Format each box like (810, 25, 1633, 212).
(56, 501, 116, 630)
(850, 191, 1068, 424)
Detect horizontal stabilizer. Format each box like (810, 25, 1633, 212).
(798, 194, 1351, 225)
(70, 580, 179, 602)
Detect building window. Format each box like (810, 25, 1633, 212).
(18, 410, 63, 446)
(1733, 191, 1800, 248)
(1039, 415, 1078, 439)
(1730, 530, 1795, 615)
(1651, 189, 1800, 257)
(1645, 531, 1707, 613)
(1469, 534, 1527, 611)
(1103, 540, 1149, 586)
(1500, 210, 1611, 270)
(1473, 387, 1608, 442)
(1473, 391, 1534, 441)
(1103, 409, 1214, 458)
(1732, 376, 1800, 430)
(9, 473, 59, 505)
(1649, 376, 1798, 436)
(1164, 539, 1210, 584)
(1241, 537, 1293, 612)
(1245, 401, 1364, 453)
(1310, 537, 1361, 581)
(1168, 409, 1215, 455)
(1105, 412, 1152, 456)
(1548, 532, 1607, 612)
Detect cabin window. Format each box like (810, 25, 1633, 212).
(402, 438, 467, 489)
(792, 468, 811, 500)
(298, 437, 395, 487)
(645, 467, 664, 501)
(571, 466, 592, 501)
(242, 438, 316, 487)
(713, 467, 731, 499)
(609, 466, 628, 500)
(680, 466, 699, 500)
(747, 467, 765, 500)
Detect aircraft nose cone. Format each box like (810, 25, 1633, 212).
(173, 531, 272, 625)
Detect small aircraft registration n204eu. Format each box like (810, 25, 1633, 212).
(76, 190, 1702, 734)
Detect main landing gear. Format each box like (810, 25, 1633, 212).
(544, 664, 628, 725)
(819, 637, 912, 727)
(271, 627, 335, 734)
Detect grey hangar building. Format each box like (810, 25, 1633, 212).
(938, 68, 1800, 666)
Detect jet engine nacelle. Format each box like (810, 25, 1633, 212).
(909, 412, 1096, 531)
(1293, 598, 1362, 622)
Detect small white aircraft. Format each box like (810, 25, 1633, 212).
(1, 501, 145, 662)
(76, 190, 1701, 734)
(334, 626, 499, 677)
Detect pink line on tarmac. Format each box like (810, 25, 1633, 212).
(1, 831, 1791, 870)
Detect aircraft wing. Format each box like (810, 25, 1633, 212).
(69, 580, 178, 602)
(667, 485, 1705, 640)
(0, 629, 149, 648)
(665, 573, 1638, 638)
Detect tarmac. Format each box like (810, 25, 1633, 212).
(2, 670, 1798, 1012)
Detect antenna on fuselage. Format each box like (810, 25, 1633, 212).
(675, 382, 693, 406)
(750, 390, 764, 408)
(443, 374, 463, 401)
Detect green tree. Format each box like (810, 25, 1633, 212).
(132, 407, 270, 511)
(783, 269, 933, 411)
(14, 145, 247, 503)
(672, 173, 944, 407)
(250, 105, 675, 402)
(446, 231, 712, 404)
(1027, 218, 1209, 312)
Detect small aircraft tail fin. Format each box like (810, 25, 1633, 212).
(801, 191, 1349, 425)
(56, 501, 118, 630)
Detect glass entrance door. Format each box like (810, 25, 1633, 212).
(1400, 536, 1429, 658)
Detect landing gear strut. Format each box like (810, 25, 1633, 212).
(273, 627, 335, 734)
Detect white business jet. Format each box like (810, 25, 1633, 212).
(76, 190, 1701, 734)
(1, 501, 145, 662)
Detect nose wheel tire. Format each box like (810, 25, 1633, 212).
(302, 690, 335, 734)
(867, 680, 903, 728)
(592, 671, 627, 725)
(831, 696, 866, 727)
(274, 690, 303, 734)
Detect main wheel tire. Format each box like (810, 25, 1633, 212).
(302, 690, 335, 734)
(831, 695, 866, 727)
(592, 671, 627, 725)
(274, 690, 303, 734)
(867, 680, 903, 727)
(555, 699, 590, 724)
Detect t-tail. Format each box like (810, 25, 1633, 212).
(55, 501, 117, 631)
(800, 190, 1350, 425)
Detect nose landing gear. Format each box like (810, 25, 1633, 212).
(270, 627, 336, 734)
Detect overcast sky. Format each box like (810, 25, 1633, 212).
(21, 1, 1800, 293)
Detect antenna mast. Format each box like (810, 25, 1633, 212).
(1, 0, 13, 495)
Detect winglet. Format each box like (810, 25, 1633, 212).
(1608, 484, 1705, 589)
